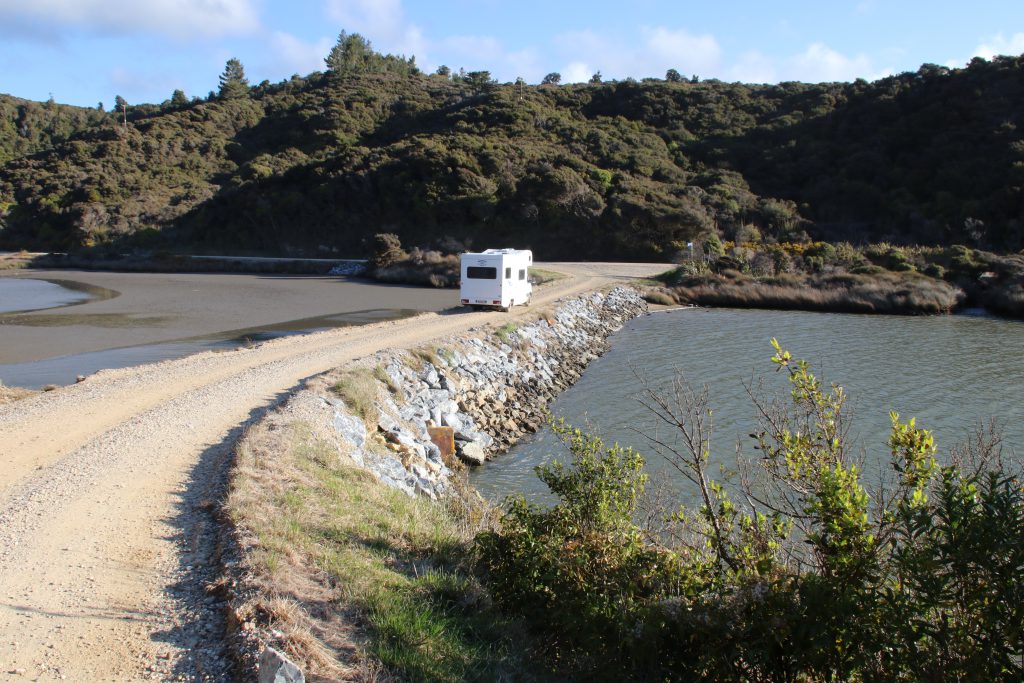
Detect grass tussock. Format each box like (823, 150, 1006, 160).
(228, 418, 543, 681)
(493, 322, 519, 346)
(528, 268, 567, 285)
(0, 381, 37, 404)
(642, 289, 678, 306)
(372, 363, 401, 396)
(410, 346, 442, 369)
(331, 369, 380, 424)
(671, 271, 963, 315)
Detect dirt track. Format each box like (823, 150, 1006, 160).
(0, 262, 667, 680)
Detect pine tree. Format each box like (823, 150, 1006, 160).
(325, 31, 373, 75)
(218, 58, 249, 99)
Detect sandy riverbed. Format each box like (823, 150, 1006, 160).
(0, 270, 456, 364)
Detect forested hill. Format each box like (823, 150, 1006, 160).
(1, 54, 1023, 259)
(0, 95, 106, 165)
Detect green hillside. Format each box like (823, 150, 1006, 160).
(0, 94, 106, 165)
(1, 53, 1023, 259)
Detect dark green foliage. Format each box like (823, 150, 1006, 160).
(476, 420, 680, 675)
(369, 232, 405, 268)
(0, 94, 106, 164)
(477, 345, 1024, 681)
(325, 31, 417, 78)
(3, 54, 1024, 261)
(218, 58, 249, 99)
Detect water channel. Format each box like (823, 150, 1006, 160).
(470, 307, 1024, 503)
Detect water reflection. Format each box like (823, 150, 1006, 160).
(0, 277, 119, 314)
(471, 308, 1024, 503)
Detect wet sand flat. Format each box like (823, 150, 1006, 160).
(0, 270, 456, 364)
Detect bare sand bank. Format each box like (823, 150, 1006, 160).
(0, 270, 455, 364)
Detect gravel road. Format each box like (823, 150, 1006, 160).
(0, 262, 668, 680)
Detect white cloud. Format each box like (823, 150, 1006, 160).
(562, 61, 592, 84)
(326, 0, 426, 60)
(784, 43, 881, 82)
(0, 0, 260, 38)
(973, 32, 1024, 60)
(269, 32, 334, 76)
(642, 27, 722, 75)
(548, 26, 721, 83)
(729, 50, 778, 84)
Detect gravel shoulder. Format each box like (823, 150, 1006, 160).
(0, 262, 669, 680)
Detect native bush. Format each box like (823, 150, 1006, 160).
(476, 343, 1024, 681)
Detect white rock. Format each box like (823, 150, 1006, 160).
(258, 647, 304, 683)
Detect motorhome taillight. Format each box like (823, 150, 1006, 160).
(492, 300, 499, 304)
(461, 299, 469, 304)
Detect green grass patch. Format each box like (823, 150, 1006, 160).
(494, 322, 519, 345)
(330, 369, 380, 423)
(230, 422, 546, 680)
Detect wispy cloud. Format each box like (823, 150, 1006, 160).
(973, 32, 1024, 59)
(325, 0, 426, 59)
(269, 31, 334, 76)
(785, 43, 887, 82)
(642, 27, 722, 75)
(0, 0, 261, 39)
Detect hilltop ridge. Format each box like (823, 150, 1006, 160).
(1, 54, 1023, 258)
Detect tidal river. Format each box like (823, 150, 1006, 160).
(470, 307, 1024, 502)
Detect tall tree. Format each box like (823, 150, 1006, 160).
(218, 58, 249, 99)
(325, 31, 373, 74)
(541, 72, 561, 85)
(170, 89, 188, 107)
(114, 95, 127, 127)
(665, 68, 683, 82)
(589, 71, 603, 84)
(464, 70, 496, 94)
(325, 30, 417, 77)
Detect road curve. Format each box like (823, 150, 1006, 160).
(0, 262, 668, 680)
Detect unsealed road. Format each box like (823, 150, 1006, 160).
(0, 262, 668, 680)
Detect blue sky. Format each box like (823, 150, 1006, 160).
(1, 0, 1023, 108)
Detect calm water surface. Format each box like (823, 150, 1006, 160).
(0, 308, 419, 389)
(470, 308, 1024, 502)
(0, 278, 116, 313)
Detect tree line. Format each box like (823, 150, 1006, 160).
(1, 34, 1022, 261)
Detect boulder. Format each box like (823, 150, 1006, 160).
(258, 647, 304, 683)
(333, 412, 366, 449)
(458, 441, 487, 466)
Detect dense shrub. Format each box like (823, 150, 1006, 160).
(477, 344, 1024, 681)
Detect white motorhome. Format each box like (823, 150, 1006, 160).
(459, 248, 533, 311)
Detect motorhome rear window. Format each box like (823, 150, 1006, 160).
(466, 266, 497, 279)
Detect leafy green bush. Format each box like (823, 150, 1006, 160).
(476, 344, 1024, 681)
(476, 420, 681, 675)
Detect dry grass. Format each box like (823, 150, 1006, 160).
(331, 370, 381, 424)
(528, 267, 567, 285)
(670, 271, 963, 315)
(406, 346, 441, 371)
(642, 290, 678, 306)
(227, 411, 537, 681)
(0, 382, 37, 404)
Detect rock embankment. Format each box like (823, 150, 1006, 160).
(336, 286, 646, 497)
(223, 286, 647, 680)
